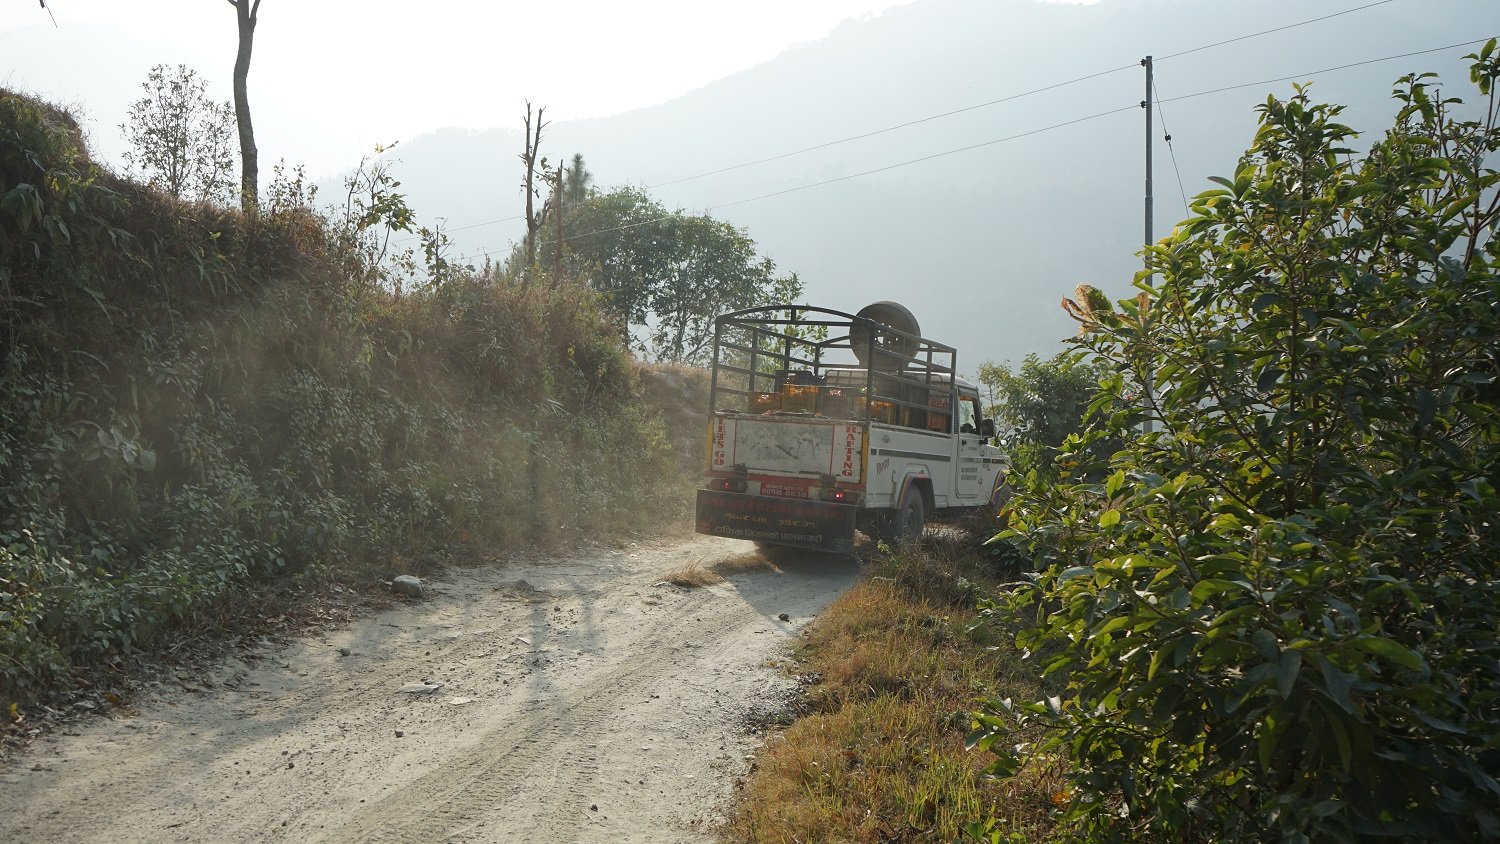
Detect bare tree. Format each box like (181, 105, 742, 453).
(518, 102, 549, 280)
(227, 0, 261, 214)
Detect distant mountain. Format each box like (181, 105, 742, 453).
(344, 0, 1491, 369)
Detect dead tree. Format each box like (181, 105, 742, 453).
(519, 102, 549, 282)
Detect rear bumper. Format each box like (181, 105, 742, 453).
(695, 489, 858, 553)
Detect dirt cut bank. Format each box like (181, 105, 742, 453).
(0, 535, 859, 843)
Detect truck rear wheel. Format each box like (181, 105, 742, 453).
(893, 493, 926, 544)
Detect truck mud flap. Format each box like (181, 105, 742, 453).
(695, 490, 858, 554)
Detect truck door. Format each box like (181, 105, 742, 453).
(955, 389, 987, 501)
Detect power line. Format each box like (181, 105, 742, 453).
(443, 65, 1139, 254)
(1152, 76, 1191, 216)
(651, 1, 1403, 192)
(456, 104, 1134, 265)
(430, 1, 1403, 247)
(457, 34, 1492, 265)
(391, 213, 525, 246)
(1160, 36, 1495, 105)
(645, 62, 1139, 190)
(436, 214, 524, 235)
(709, 105, 1139, 212)
(1156, 0, 1398, 63)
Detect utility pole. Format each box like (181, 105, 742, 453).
(1142, 55, 1154, 274)
(1141, 55, 1155, 435)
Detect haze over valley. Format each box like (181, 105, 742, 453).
(6, 0, 1493, 366)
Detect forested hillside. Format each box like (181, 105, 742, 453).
(0, 90, 698, 711)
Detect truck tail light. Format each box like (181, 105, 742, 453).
(812, 486, 856, 503)
(710, 477, 746, 493)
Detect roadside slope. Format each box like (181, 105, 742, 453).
(0, 536, 859, 843)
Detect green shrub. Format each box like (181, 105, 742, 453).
(979, 353, 1115, 485)
(973, 47, 1500, 842)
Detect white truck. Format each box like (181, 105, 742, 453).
(694, 302, 1008, 553)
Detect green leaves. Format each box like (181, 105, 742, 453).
(981, 59, 1500, 843)
(1347, 635, 1424, 671)
(0, 183, 42, 232)
(1276, 649, 1302, 699)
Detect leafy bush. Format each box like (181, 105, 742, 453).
(973, 47, 1500, 842)
(978, 353, 1112, 482)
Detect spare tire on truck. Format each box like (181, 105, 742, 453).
(849, 301, 920, 372)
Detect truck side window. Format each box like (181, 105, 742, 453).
(959, 394, 979, 434)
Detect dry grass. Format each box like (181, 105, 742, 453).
(662, 550, 779, 588)
(726, 538, 1065, 843)
(714, 551, 781, 576)
(663, 562, 725, 588)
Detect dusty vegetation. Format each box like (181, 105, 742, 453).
(727, 535, 1063, 843)
(0, 90, 693, 718)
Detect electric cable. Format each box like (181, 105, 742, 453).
(1160, 36, 1494, 104)
(391, 213, 525, 246)
(1152, 76, 1191, 215)
(650, 0, 1404, 191)
(644, 63, 1138, 190)
(1155, 0, 1398, 62)
(456, 34, 1492, 265)
(451, 102, 1142, 264)
(420, 0, 1407, 247)
(707, 104, 1139, 212)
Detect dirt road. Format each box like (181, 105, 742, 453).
(0, 535, 860, 843)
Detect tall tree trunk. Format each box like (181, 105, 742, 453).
(553, 161, 565, 286)
(229, 0, 261, 215)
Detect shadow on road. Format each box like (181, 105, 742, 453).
(711, 541, 864, 626)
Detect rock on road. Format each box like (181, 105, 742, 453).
(0, 535, 861, 843)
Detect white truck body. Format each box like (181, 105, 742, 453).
(695, 305, 1006, 552)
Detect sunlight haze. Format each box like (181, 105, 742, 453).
(3, 0, 1493, 365)
(2, 0, 914, 176)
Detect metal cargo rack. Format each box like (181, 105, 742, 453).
(707, 304, 958, 431)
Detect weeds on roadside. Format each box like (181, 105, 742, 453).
(727, 534, 1063, 843)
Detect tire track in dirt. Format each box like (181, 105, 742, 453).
(0, 536, 860, 843)
(335, 587, 749, 843)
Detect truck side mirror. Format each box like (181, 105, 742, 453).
(980, 418, 996, 439)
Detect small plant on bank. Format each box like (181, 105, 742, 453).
(974, 48, 1500, 842)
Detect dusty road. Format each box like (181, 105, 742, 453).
(0, 535, 860, 843)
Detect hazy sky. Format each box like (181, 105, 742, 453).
(0, 0, 936, 176)
(0, 1, 1110, 179)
